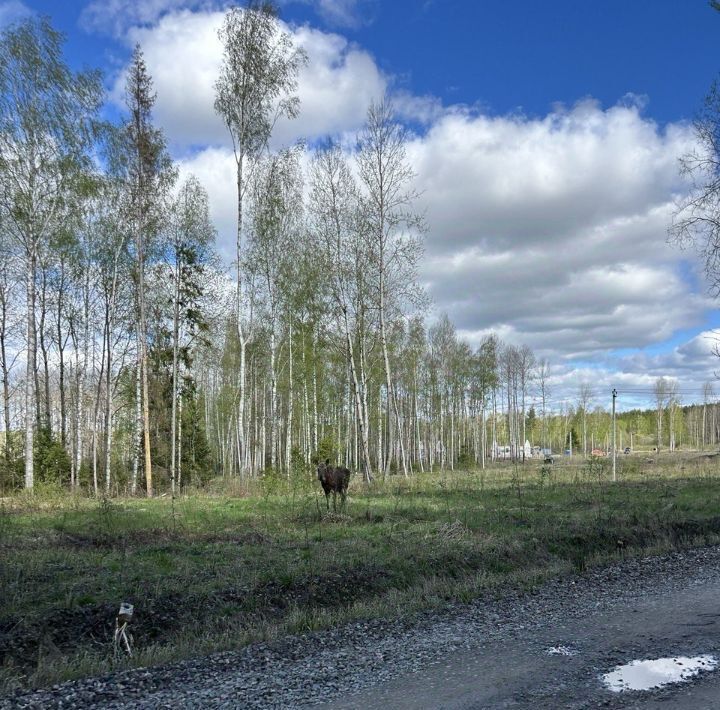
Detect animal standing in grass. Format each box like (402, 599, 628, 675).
(317, 459, 351, 511)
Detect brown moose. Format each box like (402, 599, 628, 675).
(317, 459, 351, 512)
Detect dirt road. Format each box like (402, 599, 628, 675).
(4, 546, 720, 709)
(324, 558, 720, 709)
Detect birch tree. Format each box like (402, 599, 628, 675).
(214, 1, 306, 475)
(357, 98, 425, 477)
(0, 18, 101, 489)
(309, 143, 374, 481)
(535, 358, 551, 451)
(670, 78, 720, 293)
(667, 380, 680, 452)
(0, 228, 19, 465)
(654, 377, 669, 452)
(577, 383, 593, 456)
(247, 148, 303, 470)
(93, 178, 133, 493)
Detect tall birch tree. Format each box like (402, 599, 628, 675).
(0, 18, 101, 489)
(247, 147, 303, 470)
(310, 143, 374, 481)
(357, 98, 425, 477)
(214, 1, 306, 475)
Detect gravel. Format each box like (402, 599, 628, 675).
(3, 545, 720, 709)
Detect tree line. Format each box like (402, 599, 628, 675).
(1, 6, 718, 495)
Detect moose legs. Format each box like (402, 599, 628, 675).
(324, 487, 347, 512)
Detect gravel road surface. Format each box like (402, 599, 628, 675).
(3, 546, 720, 709)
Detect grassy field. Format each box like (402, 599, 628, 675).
(2, 452, 720, 691)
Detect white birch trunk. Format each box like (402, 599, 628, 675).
(24, 245, 36, 490)
(270, 323, 277, 470)
(285, 325, 293, 476)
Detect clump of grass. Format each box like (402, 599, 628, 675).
(427, 519, 470, 542)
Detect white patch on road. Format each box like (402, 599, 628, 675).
(602, 655, 718, 692)
(545, 646, 577, 656)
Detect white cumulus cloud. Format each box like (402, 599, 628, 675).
(99, 4, 716, 387)
(407, 101, 706, 360)
(80, 0, 218, 37)
(110, 9, 386, 151)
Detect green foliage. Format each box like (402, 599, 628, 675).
(181, 395, 213, 487)
(0, 445, 23, 493)
(456, 445, 474, 469)
(290, 446, 309, 480)
(33, 428, 71, 486)
(314, 435, 338, 466)
(259, 466, 285, 495)
(260, 450, 313, 497)
(538, 464, 552, 486)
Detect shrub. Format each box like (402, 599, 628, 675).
(34, 428, 71, 486)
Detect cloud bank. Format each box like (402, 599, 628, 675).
(91, 4, 718, 400)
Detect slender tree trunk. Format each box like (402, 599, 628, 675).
(178, 393, 183, 488)
(139, 315, 152, 496)
(359, 331, 370, 466)
(379, 288, 407, 476)
(343, 308, 372, 482)
(301, 330, 310, 463)
(235, 158, 247, 476)
(131, 322, 141, 495)
(450, 393, 455, 470)
(377, 387, 383, 474)
(70, 320, 81, 488)
(171, 255, 181, 495)
(285, 323, 293, 476)
(24, 245, 37, 489)
(270, 320, 277, 470)
(414, 367, 423, 473)
(481, 400, 486, 469)
(238, 332, 247, 474)
(56, 264, 67, 449)
(492, 388, 497, 461)
(439, 389, 445, 470)
(252, 360, 259, 474)
(92, 412, 98, 494)
(312, 333, 318, 454)
(0, 285, 12, 462)
(38, 268, 51, 431)
(76, 270, 90, 489)
(261, 382, 267, 469)
(103, 261, 120, 494)
(104, 342, 113, 496)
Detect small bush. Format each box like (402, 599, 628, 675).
(313, 436, 338, 466)
(538, 464, 552, 486)
(34, 429, 71, 486)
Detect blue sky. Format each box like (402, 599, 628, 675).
(3, 0, 720, 410)
(330, 0, 719, 126)
(15, 0, 718, 125)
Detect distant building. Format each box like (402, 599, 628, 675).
(492, 440, 534, 460)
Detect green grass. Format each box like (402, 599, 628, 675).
(1, 452, 719, 691)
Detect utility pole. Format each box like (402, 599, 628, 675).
(612, 388, 617, 482)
